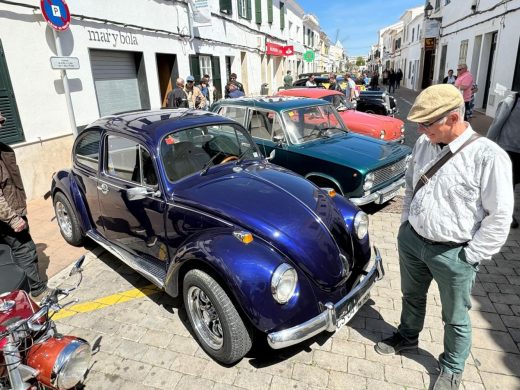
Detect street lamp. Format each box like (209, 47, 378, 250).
(424, 1, 442, 21)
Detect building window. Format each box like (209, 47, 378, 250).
(238, 0, 251, 19)
(255, 0, 262, 24)
(220, 0, 232, 15)
(199, 56, 212, 80)
(435, 0, 440, 11)
(267, 0, 273, 23)
(412, 28, 415, 42)
(459, 40, 468, 64)
(280, 2, 285, 30)
(445, 0, 451, 4)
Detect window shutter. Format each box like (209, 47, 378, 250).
(246, 0, 252, 20)
(237, 0, 243, 18)
(189, 55, 201, 83)
(255, 0, 261, 24)
(267, 0, 273, 23)
(211, 56, 222, 100)
(220, 0, 232, 15)
(279, 2, 285, 30)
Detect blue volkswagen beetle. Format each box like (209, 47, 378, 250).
(51, 109, 384, 364)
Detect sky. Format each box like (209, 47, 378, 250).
(296, 0, 424, 57)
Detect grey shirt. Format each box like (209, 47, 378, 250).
(487, 93, 520, 153)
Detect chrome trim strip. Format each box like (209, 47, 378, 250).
(267, 248, 383, 349)
(86, 231, 165, 288)
(349, 177, 405, 206)
(169, 203, 234, 227)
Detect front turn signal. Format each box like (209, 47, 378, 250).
(233, 231, 254, 244)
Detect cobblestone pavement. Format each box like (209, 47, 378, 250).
(44, 206, 520, 390)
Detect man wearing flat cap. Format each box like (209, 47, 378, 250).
(375, 84, 514, 390)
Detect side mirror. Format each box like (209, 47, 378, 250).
(273, 135, 285, 146)
(127, 187, 161, 201)
(267, 149, 276, 161)
(69, 256, 85, 277)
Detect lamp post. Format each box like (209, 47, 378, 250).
(424, 1, 442, 22)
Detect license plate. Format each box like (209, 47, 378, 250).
(336, 291, 371, 329)
(378, 188, 400, 204)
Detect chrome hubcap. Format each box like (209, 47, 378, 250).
(55, 201, 72, 238)
(187, 286, 223, 350)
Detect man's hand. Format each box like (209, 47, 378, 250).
(12, 218, 27, 232)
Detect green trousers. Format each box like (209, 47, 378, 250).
(397, 221, 477, 374)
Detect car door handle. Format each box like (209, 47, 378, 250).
(97, 183, 109, 195)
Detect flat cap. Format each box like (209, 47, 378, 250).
(407, 84, 464, 123)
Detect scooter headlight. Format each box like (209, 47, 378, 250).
(54, 338, 91, 389)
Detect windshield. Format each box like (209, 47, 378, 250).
(281, 104, 347, 144)
(160, 124, 259, 182)
(322, 94, 348, 108)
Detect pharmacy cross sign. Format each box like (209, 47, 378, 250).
(303, 50, 315, 63)
(40, 0, 71, 31)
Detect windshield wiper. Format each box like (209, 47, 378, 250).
(235, 145, 256, 165)
(200, 151, 223, 176)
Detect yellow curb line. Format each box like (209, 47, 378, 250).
(52, 284, 161, 320)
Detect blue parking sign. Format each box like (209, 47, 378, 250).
(40, 0, 71, 31)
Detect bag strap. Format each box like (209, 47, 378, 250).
(412, 133, 481, 199)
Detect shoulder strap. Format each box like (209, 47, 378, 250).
(412, 133, 481, 199)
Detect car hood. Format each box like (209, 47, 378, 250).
(293, 133, 409, 173)
(173, 163, 351, 288)
(340, 111, 403, 140)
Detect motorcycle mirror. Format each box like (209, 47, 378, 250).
(69, 255, 85, 277)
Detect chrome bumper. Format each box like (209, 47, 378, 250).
(267, 248, 384, 350)
(349, 177, 405, 206)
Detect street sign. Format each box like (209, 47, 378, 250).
(40, 0, 71, 31)
(303, 50, 315, 63)
(50, 56, 79, 70)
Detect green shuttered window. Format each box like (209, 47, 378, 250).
(280, 1, 285, 30)
(255, 0, 262, 24)
(220, 0, 232, 15)
(267, 0, 273, 23)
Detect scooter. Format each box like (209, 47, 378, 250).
(0, 256, 91, 390)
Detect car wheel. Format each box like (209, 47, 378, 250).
(365, 110, 375, 114)
(53, 192, 84, 246)
(183, 269, 252, 364)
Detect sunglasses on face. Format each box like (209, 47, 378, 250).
(187, 80, 194, 83)
(457, 68, 463, 71)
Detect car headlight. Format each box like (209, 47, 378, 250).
(271, 263, 298, 304)
(363, 172, 375, 191)
(400, 124, 405, 134)
(55, 339, 91, 389)
(379, 129, 386, 139)
(353, 211, 369, 240)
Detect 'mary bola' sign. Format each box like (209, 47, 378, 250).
(87, 28, 138, 47)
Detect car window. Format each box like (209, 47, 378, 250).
(218, 106, 247, 125)
(281, 104, 347, 144)
(105, 135, 141, 183)
(141, 147, 158, 187)
(248, 110, 285, 141)
(75, 130, 101, 170)
(161, 124, 259, 182)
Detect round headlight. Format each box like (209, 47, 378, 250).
(379, 129, 386, 139)
(271, 264, 298, 304)
(55, 339, 91, 389)
(363, 172, 375, 191)
(353, 211, 369, 240)
(400, 124, 405, 134)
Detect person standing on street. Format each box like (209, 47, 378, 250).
(328, 74, 343, 93)
(283, 70, 293, 88)
(344, 72, 356, 102)
(197, 78, 210, 109)
(375, 84, 514, 390)
(487, 91, 520, 228)
(227, 82, 245, 98)
(0, 111, 48, 300)
(443, 69, 457, 85)
(396, 68, 403, 89)
(454, 64, 474, 121)
(167, 78, 189, 108)
(184, 75, 206, 109)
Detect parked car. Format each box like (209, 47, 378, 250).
(293, 77, 398, 116)
(212, 97, 411, 206)
(51, 109, 385, 364)
(276, 88, 405, 142)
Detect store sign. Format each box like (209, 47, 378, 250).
(424, 38, 436, 50)
(87, 28, 138, 47)
(266, 43, 294, 56)
(189, 0, 212, 27)
(50, 56, 80, 69)
(424, 20, 440, 38)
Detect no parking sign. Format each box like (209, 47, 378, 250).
(40, 0, 71, 31)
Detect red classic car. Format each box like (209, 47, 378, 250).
(277, 88, 405, 142)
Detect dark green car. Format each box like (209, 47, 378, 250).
(211, 97, 411, 205)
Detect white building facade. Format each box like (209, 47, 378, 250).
(0, 0, 306, 200)
(399, 6, 424, 90)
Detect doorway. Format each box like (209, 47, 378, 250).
(438, 45, 447, 83)
(156, 53, 178, 108)
(483, 31, 497, 109)
(421, 49, 435, 89)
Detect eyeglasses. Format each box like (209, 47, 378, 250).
(187, 80, 194, 83)
(456, 68, 463, 71)
(418, 115, 446, 129)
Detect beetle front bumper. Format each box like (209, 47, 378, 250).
(267, 248, 384, 349)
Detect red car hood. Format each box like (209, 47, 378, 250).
(339, 110, 403, 141)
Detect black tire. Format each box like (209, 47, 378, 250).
(365, 109, 375, 114)
(183, 269, 252, 364)
(53, 192, 84, 246)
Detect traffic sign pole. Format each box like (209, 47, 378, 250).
(53, 29, 78, 137)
